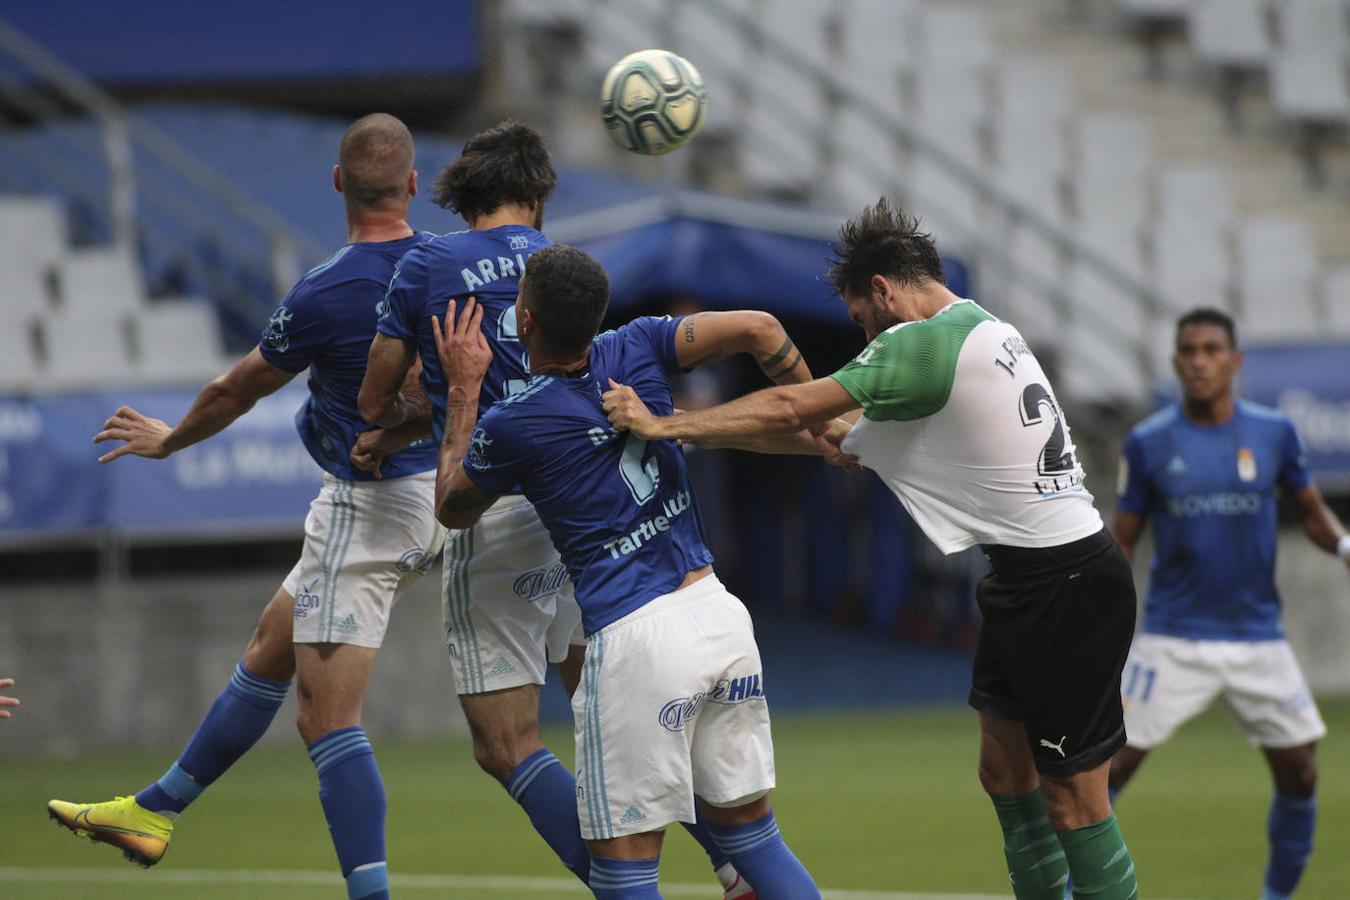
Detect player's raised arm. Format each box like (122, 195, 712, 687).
(674, 310, 813, 385)
(358, 333, 425, 427)
(430, 299, 499, 529)
(94, 348, 294, 463)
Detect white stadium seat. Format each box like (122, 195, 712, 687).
(836, 0, 916, 94)
(1151, 220, 1232, 312)
(56, 247, 146, 318)
(1188, 0, 1273, 68)
(1270, 53, 1350, 123)
(1073, 112, 1154, 182)
(0, 317, 41, 393)
(909, 5, 994, 68)
(0, 196, 65, 321)
(133, 299, 229, 382)
(912, 66, 988, 121)
(1236, 218, 1320, 341)
(1154, 165, 1235, 231)
(1274, 1, 1349, 56)
(991, 59, 1074, 124)
(1118, 0, 1194, 18)
(1322, 265, 1350, 337)
(41, 308, 136, 389)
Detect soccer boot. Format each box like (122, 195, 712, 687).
(47, 795, 173, 867)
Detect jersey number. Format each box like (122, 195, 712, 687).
(1019, 383, 1078, 476)
(619, 435, 661, 505)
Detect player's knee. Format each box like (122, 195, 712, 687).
(978, 757, 1032, 797)
(1275, 759, 1318, 797)
(1109, 747, 1144, 789)
(470, 734, 521, 782)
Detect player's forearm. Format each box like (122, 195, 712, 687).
(434, 385, 482, 527)
(365, 391, 427, 430)
(692, 429, 821, 455)
(653, 386, 807, 442)
(750, 318, 813, 386)
(162, 378, 257, 454)
(1301, 504, 1348, 557)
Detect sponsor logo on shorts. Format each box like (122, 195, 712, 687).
(1039, 735, 1068, 758)
(619, 805, 647, 824)
(512, 563, 569, 601)
(335, 614, 360, 635)
(710, 673, 766, 704)
(396, 547, 434, 574)
(293, 580, 321, 618)
(659, 692, 707, 732)
(488, 656, 516, 677)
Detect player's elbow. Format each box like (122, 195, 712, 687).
(746, 310, 785, 349)
(767, 388, 810, 433)
(436, 495, 479, 531)
(203, 376, 254, 419)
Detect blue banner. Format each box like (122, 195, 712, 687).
(1242, 342, 1350, 491)
(0, 383, 320, 540)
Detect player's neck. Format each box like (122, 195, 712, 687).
(531, 347, 591, 378)
(472, 203, 538, 231)
(1182, 392, 1236, 426)
(898, 282, 961, 323)
(346, 205, 413, 244)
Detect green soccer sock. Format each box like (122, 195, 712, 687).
(1058, 813, 1138, 899)
(991, 790, 1070, 900)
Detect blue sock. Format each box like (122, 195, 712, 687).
(588, 855, 661, 899)
(1264, 791, 1316, 900)
(308, 727, 389, 900)
(135, 660, 289, 816)
(504, 748, 590, 883)
(682, 807, 732, 873)
(708, 812, 820, 900)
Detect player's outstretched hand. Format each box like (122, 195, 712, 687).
(815, 418, 862, 472)
(603, 380, 660, 438)
(432, 297, 492, 389)
(93, 406, 172, 463)
(0, 678, 19, 720)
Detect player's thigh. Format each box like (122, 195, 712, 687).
(1221, 640, 1327, 749)
(1121, 633, 1225, 750)
(990, 540, 1136, 777)
(242, 586, 298, 681)
(977, 713, 1039, 797)
(572, 595, 720, 842)
(689, 586, 776, 811)
(458, 682, 543, 753)
(290, 473, 440, 650)
(443, 497, 573, 695)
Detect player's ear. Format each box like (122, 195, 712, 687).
(408, 169, 418, 198)
(332, 164, 343, 195)
(1231, 347, 1244, 372)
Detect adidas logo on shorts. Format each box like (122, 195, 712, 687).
(619, 805, 646, 824)
(488, 657, 516, 677)
(335, 615, 360, 634)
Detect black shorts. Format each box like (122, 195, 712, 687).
(968, 528, 1137, 778)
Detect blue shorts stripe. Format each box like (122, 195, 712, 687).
(325, 482, 358, 642)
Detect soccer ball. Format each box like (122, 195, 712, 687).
(600, 49, 707, 155)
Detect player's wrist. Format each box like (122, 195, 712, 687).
(1337, 534, 1350, 560)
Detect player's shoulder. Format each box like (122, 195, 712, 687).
(496, 375, 559, 413)
(877, 299, 996, 344)
(1130, 404, 1181, 441)
(1236, 399, 1293, 431)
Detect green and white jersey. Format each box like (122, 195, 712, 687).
(831, 299, 1102, 554)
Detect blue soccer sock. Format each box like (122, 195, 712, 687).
(681, 807, 732, 873)
(1263, 791, 1316, 900)
(504, 748, 590, 883)
(135, 660, 289, 817)
(588, 855, 661, 899)
(708, 811, 820, 900)
(309, 727, 389, 900)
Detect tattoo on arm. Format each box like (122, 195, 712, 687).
(682, 312, 711, 344)
(758, 337, 803, 381)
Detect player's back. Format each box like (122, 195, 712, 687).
(261, 233, 436, 481)
(463, 317, 714, 635)
(837, 299, 1103, 553)
(1120, 400, 1310, 640)
(377, 225, 550, 440)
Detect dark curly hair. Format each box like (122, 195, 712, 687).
(1176, 307, 1237, 348)
(827, 197, 945, 298)
(521, 244, 610, 356)
(432, 120, 557, 222)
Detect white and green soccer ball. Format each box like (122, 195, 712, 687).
(600, 49, 707, 155)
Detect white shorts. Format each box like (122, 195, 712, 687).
(573, 574, 777, 840)
(442, 494, 584, 694)
(286, 471, 445, 650)
(1123, 633, 1327, 750)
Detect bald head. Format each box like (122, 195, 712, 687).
(337, 113, 415, 211)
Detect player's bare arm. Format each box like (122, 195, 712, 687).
(93, 348, 294, 463)
(1289, 483, 1350, 572)
(0, 677, 18, 720)
(1111, 510, 1146, 565)
(350, 358, 433, 478)
(431, 298, 499, 529)
(357, 332, 427, 428)
(604, 375, 858, 444)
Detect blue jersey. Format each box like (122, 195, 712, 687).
(462, 316, 715, 635)
(258, 233, 437, 482)
(376, 225, 549, 443)
(1117, 401, 1312, 641)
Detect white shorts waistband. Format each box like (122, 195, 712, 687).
(595, 571, 725, 637)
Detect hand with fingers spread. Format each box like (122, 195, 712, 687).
(432, 296, 493, 392)
(602, 379, 662, 440)
(0, 678, 19, 720)
(93, 406, 173, 463)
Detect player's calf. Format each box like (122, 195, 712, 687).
(701, 793, 820, 900)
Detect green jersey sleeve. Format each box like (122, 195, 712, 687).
(829, 301, 993, 422)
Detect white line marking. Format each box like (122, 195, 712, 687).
(0, 866, 1006, 899)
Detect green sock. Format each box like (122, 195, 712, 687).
(991, 790, 1070, 900)
(1059, 813, 1138, 899)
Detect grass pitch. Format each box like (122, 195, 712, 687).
(2, 701, 1347, 899)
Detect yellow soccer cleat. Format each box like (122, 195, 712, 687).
(47, 795, 173, 867)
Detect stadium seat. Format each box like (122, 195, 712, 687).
(903, 155, 983, 243)
(991, 59, 1074, 124)
(1152, 219, 1232, 310)
(0, 317, 41, 393)
(132, 299, 230, 383)
(1060, 319, 1151, 405)
(1273, 0, 1349, 56)
(1154, 165, 1235, 231)
(909, 4, 994, 68)
(912, 66, 988, 122)
(1236, 218, 1321, 341)
(55, 247, 147, 318)
(1271, 53, 1350, 123)
(0, 196, 65, 321)
(836, 0, 916, 94)
(41, 308, 136, 390)
(1322, 265, 1350, 337)
(761, 0, 831, 65)
(987, 221, 1065, 342)
(1189, 0, 1272, 67)
(1073, 112, 1154, 182)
